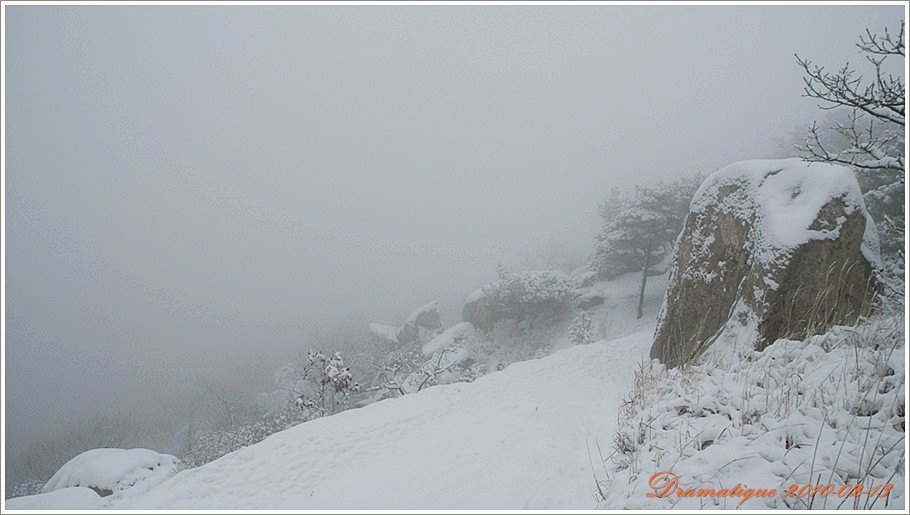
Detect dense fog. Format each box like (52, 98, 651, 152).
(3, 3, 902, 479)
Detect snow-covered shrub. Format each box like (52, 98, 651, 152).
(468, 319, 559, 372)
(295, 351, 361, 416)
(599, 314, 905, 510)
(366, 345, 480, 399)
(261, 350, 361, 419)
(569, 312, 593, 345)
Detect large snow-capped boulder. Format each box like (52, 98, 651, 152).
(651, 159, 879, 368)
(41, 448, 179, 498)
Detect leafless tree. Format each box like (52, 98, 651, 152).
(795, 21, 905, 172)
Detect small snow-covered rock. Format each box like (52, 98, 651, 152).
(651, 158, 879, 367)
(576, 294, 604, 311)
(41, 448, 179, 498)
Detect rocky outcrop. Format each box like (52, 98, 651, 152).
(576, 294, 605, 311)
(462, 270, 576, 332)
(395, 301, 443, 345)
(651, 159, 879, 368)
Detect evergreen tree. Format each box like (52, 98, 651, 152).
(591, 175, 703, 318)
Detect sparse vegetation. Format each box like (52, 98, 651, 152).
(599, 311, 905, 510)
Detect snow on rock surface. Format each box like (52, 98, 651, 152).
(421, 321, 475, 356)
(368, 322, 399, 343)
(107, 333, 653, 510)
(462, 269, 576, 331)
(41, 448, 179, 499)
(391, 300, 443, 345)
(689, 158, 879, 264)
(652, 158, 880, 367)
(403, 300, 440, 326)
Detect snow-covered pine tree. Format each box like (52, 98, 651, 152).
(591, 175, 702, 318)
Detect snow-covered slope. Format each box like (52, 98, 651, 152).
(576, 268, 668, 344)
(603, 314, 906, 511)
(5, 487, 104, 510)
(109, 332, 653, 510)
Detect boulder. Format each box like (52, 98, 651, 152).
(462, 288, 526, 331)
(462, 270, 576, 332)
(396, 301, 442, 345)
(651, 159, 879, 368)
(576, 294, 605, 311)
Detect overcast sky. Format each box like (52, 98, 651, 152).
(4, 4, 904, 451)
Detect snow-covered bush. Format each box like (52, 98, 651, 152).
(259, 350, 361, 420)
(366, 344, 480, 399)
(569, 312, 593, 346)
(467, 319, 560, 372)
(295, 351, 361, 416)
(599, 314, 905, 510)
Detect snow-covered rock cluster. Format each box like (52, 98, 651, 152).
(652, 158, 880, 368)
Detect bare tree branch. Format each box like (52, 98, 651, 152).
(796, 23, 905, 178)
(858, 20, 905, 57)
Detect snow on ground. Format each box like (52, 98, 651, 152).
(6, 449, 179, 510)
(579, 269, 668, 345)
(107, 332, 653, 510)
(5, 487, 104, 510)
(600, 314, 906, 510)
